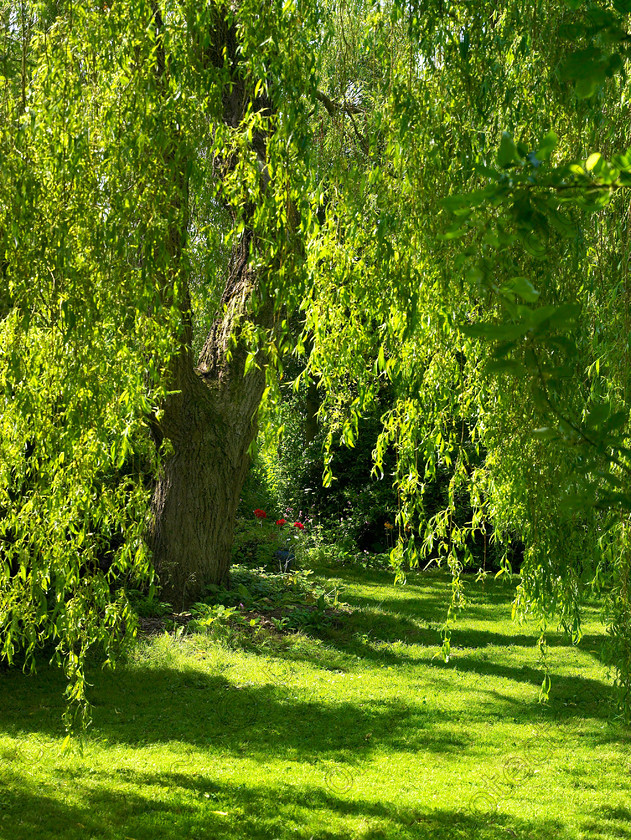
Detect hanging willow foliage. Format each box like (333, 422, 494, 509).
(2, 0, 631, 722)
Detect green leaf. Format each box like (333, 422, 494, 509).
(437, 224, 469, 241)
(244, 351, 258, 375)
(542, 302, 581, 329)
(532, 427, 559, 440)
(484, 359, 527, 376)
(442, 186, 497, 214)
(612, 150, 631, 170)
(603, 410, 628, 433)
(461, 321, 531, 341)
(536, 131, 558, 162)
(586, 153, 602, 171)
(500, 276, 540, 303)
(559, 47, 604, 82)
(585, 402, 611, 428)
(497, 132, 521, 168)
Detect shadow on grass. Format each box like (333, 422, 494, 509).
(0, 565, 618, 750)
(0, 660, 471, 759)
(583, 806, 631, 839)
(328, 567, 600, 647)
(332, 605, 584, 657)
(0, 566, 624, 840)
(0, 650, 617, 768)
(426, 657, 616, 719)
(0, 766, 611, 839)
(330, 566, 608, 649)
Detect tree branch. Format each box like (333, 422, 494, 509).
(315, 89, 362, 116)
(315, 90, 368, 154)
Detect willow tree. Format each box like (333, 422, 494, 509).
(3, 0, 631, 721)
(0, 0, 319, 719)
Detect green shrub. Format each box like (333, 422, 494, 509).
(231, 512, 308, 571)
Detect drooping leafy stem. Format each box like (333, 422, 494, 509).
(303, 0, 631, 712)
(3, 0, 631, 722)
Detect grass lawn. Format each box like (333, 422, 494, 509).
(0, 565, 629, 839)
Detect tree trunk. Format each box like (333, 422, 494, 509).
(148, 370, 265, 607)
(149, 235, 272, 605)
(147, 5, 278, 605)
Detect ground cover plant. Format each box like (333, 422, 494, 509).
(0, 564, 627, 840)
(188, 564, 346, 635)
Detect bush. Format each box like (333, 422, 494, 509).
(253, 381, 399, 555)
(231, 511, 308, 572)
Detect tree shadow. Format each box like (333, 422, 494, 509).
(0, 565, 618, 752)
(329, 567, 608, 653)
(0, 660, 472, 760)
(583, 805, 631, 838)
(0, 763, 618, 839)
(0, 566, 624, 840)
(0, 648, 618, 775)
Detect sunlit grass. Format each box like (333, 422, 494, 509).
(0, 567, 628, 839)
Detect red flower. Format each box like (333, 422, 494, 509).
(293, 521, 305, 530)
(254, 509, 267, 519)
(276, 518, 287, 527)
